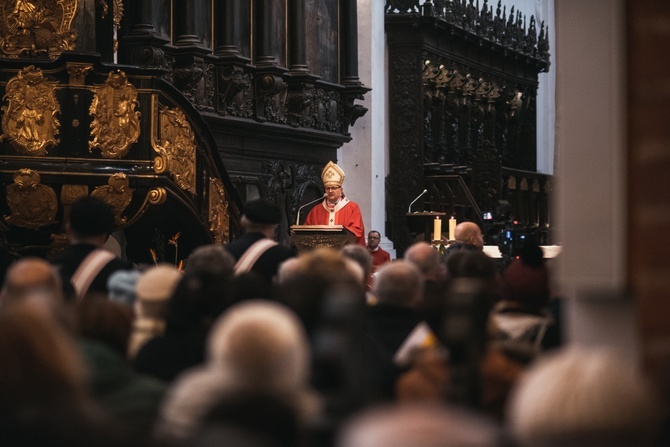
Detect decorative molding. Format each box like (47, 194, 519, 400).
(216, 65, 254, 118)
(208, 177, 229, 244)
(153, 106, 197, 195)
(148, 187, 167, 205)
(60, 184, 88, 205)
(67, 62, 93, 86)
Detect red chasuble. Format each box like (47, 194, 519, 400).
(305, 197, 366, 246)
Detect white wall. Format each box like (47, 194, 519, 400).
(554, 0, 638, 360)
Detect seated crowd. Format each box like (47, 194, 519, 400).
(0, 197, 664, 447)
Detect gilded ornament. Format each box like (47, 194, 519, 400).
(148, 187, 167, 205)
(4, 169, 57, 229)
(67, 62, 92, 85)
(0, 66, 60, 156)
(91, 173, 133, 225)
(112, 0, 123, 28)
(0, 0, 78, 58)
(89, 71, 141, 158)
(60, 184, 88, 205)
(208, 177, 229, 244)
(153, 107, 196, 194)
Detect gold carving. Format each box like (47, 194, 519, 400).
(1, 66, 60, 156)
(0, 0, 78, 59)
(60, 184, 88, 205)
(91, 173, 133, 225)
(89, 70, 141, 158)
(112, 0, 123, 27)
(4, 169, 57, 229)
(67, 62, 92, 85)
(208, 177, 229, 244)
(153, 107, 196, 194)
(148, 187, 167, 205)
(49, 232, 69, 256)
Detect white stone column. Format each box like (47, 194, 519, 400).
(338, 0, 394, 256)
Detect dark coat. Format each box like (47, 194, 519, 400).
(224, 232, 296, 283)
(51, 243, 135, 298)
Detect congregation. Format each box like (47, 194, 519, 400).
(0, 196, 664, 447)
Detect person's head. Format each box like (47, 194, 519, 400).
(66, 196, 115, 246)
(372, 260, 423, 308)
(135, 264, 182, 318)
(1, 257, 64, 305)
(321, 161, 345, 203)
(337, 402, 502, 447)
(186, 244, 236, 277)
(342, 244, 373, 287)
(404, 241, 445, 282)
(507, 346, 661, 447)
(454, 221, 485, 248)
(367, 231, 381, 250)
(240, 199, 281, 238)
(75, 297, 134, 357)
(207, 300, 311, 394)
(0, 301, 89, 411)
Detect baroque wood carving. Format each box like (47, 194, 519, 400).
(4, 169, 57, 229)
(0, 0, 78, 58)
(209, 177, 229, 245)
(89, 70, 141, 158)
(1, 66, 60, 156)
(91, 173, 133, 225)
(153, 106, 197, 195)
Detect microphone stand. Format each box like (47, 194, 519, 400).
(296, 194, 327, 225)
(408, 189, 428, 213)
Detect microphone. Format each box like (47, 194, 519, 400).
(296, 194, 327, 225)
(408, 189, 428, 213)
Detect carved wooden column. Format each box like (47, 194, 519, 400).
(129, 0, 157, 35)
(255, 0, 279, 67)
(288, 0, 309, 74)
(215, 0, 247, 57)
(174, 0, 203, 46)
(340, 0, 360, 85)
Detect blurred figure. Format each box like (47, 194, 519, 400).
(51, 196, 135, 300)
(195, 390, 301, 447)
(507, 346, 660, 447)
(342, 244, 373, 286)
(337, 402, 502, 447)
(133, 264, 232, 383)
(0, 302, 144, 446)
(75, 297, 167, 439)
(489, 244, 559, 364)
(107, 269, 141, 308)
(156, 300, 318, 442)
(404, 242, 445, 283)
(127, 264, 182, 359)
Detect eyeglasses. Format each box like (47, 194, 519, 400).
(325, 187, 341, 191)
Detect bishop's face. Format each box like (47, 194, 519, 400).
(325, 184, 341, 203)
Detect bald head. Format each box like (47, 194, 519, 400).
(373, 261, 423, 308)
(454, 222, 484, 249)
(2, 258, 64, 304)
(404, 242, 445, 282)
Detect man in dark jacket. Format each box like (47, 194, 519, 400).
(224, 199, 295, 289)
(51, 196, 134, 300)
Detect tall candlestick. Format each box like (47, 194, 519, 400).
(449, 216, 456, 241)
(433, 216, 442, 242)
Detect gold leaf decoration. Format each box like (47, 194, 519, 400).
(89, 70, 141, 159)
(0, 66, 60, 156)
(153, 107, 196, 195)
(0, 0, 78, 59)
(4, 169, 57, 229)
(91, 173, 133, 225)
(209, 177, 229, 244)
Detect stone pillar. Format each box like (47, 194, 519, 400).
(288, 0, 309, 73)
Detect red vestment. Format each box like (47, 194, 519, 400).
(368, 246, 391, 275)
(305, 197, 366, 246)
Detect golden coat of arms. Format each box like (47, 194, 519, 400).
(0, 0, 78, 58)
(0, 66, 60, 156)
(89, 71, 141, 159)
(4, 168, 58, 229)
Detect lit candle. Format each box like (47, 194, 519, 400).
(449, 216, 456, 241)
(433, 216, 442, 242)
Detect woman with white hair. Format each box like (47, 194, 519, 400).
(155, 300, 320, 442)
